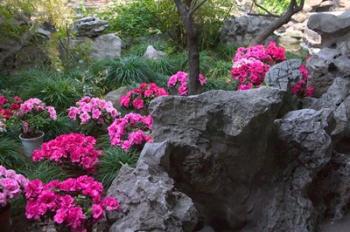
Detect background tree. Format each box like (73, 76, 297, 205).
(250, 0, 305, 45)
(173, 0, 208, 95)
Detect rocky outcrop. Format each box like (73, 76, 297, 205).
(107, 74, 350, 231)
(220, 15, 276, 46)
(90, 33, 122, 60)
(107, 143, 198, 232)
(73, 16, 108, 37)
(307, 11, 350, 47)
(265, 59, 303, 91)
(306, 11, 350, 97)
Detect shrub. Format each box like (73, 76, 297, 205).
(0, 137, 24, 169)
(16, 69, 83, 111)
(98, 0, 159, 38)
(105, 57, 156, 89)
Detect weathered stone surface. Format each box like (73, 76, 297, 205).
(307, 47, 350, 96)
(107, 142, 198, 232)
(311, 77, 350, 110)
(220, 15, 276, 46)
(143, 45, 166, 60)
(149, 88, 296, 231)
(105, 86, 129, 110)
(74, 16, 108, 37)
(90, 33, 122, 60)
(265, 59, 303, 91)
(307, 11, 350, 47)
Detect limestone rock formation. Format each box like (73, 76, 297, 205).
(90, 33, 122, 60)
(265, 59, 303, 91)
(220, 15, 276, 46)
(107, 77, 350, 231)
(73, 16, 108, 37)
(107, 143, 198, 232)
(307, 11, 350, 47)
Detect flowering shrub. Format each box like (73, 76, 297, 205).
(167, 71, 207, 96)
(120, 83, 168, 111)
(8, 98, 57, 137)
(291, 64, 315, 97)
(231, 41, 286, 90)
(0, 95, 22, 120)
(68, 97, 119, 125)
(33, 133, 102, 172)
(25, 176, 119, 232)
(108, 113, 152, 151)
(0, 165, 28, 208)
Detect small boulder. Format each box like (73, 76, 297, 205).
(74, 16, 108, 37)
(143, 45, 166, 60)
(90, 33, 122, 60)
(105, 86, 129, 110)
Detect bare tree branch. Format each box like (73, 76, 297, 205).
(247, 13, 280, 18)
(250, 0, 305, 45)
(252, 0, 280, 17)
(189, 0, 208, 16)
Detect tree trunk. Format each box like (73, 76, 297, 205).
(186, 18, 200, 95)
(174, 0, 201, 95)
(250, 0, 304, 46)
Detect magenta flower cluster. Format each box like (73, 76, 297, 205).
(231, 41, 286, 90)
(68, 97, 119, 125)
(32, 133, 102, 172)
(120, 83, 168, 110)
(19, 98, 57, 120)
(108, 113, 153, 151)
(167, 71, 207, 96)
(291, 64, 315, 97)
(25, 176, 119, 232)
(0, 166, 28, 208)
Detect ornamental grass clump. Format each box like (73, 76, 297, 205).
(24, 176, 119, 232)
(32, 133, 102, 172)
(108, 113, 152, 151)
(120, 82, 168, 111)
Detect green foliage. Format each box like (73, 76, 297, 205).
(258, 0, 303, 15)
(19, 161, 69, 182)
(13, 69, 83, 111)
(104, 56, 157, 89)
(98, 0, 160, 38)
(96, 148, 138, 188)
(0, 137, 24, 169)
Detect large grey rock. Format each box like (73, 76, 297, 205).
(220, 15, 276, 46)
(143, 45, 166, 60)
(149, 88, 295, 231)
(307, 11, 350, 47)
(107, 142, 198, 232)
(267, 109, 333, 232)
(311, 77, 350, 110)
(265, 59, 303, 91)
(307, 48, 350, 96)
(90, 33, 122, 60)
(74, 16, 108, 37)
